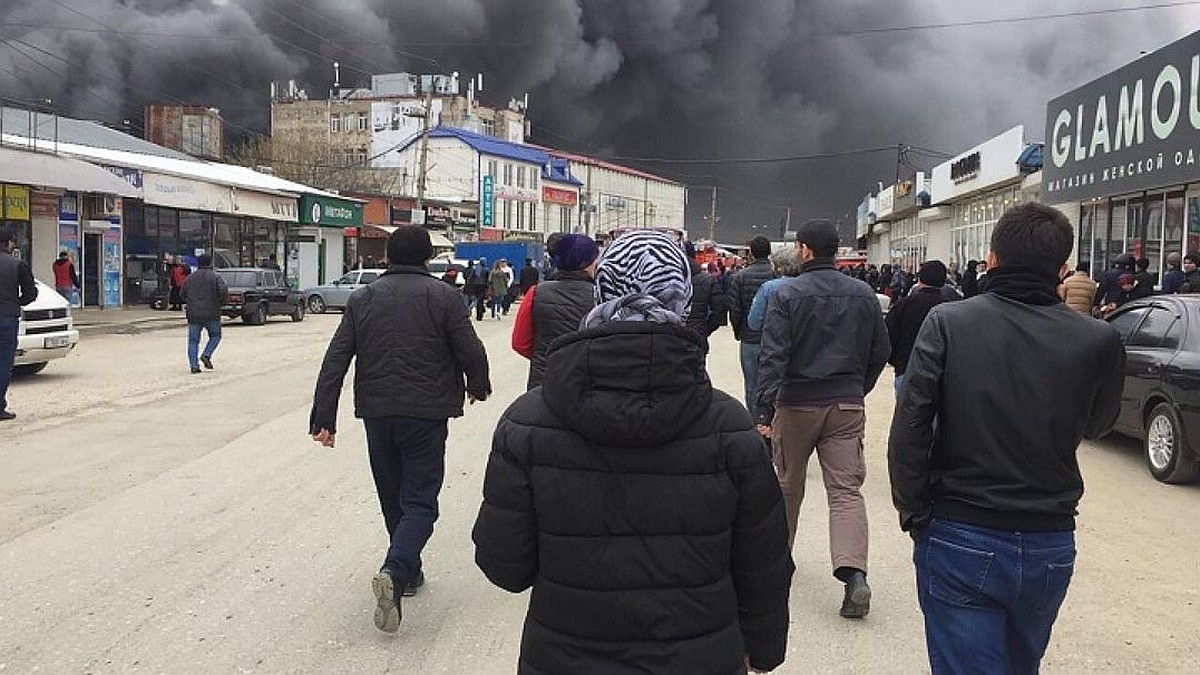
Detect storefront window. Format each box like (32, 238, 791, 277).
(179, 211, 210, 266)
(1144, 196, 1164, 284)
(1187, 196, 1200, 254)
(1166, 192, 1185, 265)
(1110, 199, 1127, 261)
(213, 216, 241, 267)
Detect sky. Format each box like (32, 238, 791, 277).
(3, 0, 1200, 243)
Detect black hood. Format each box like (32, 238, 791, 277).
(541, 321, 712, 448)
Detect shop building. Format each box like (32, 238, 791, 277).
(538, 148, 687, 237)
(1043, 28, 1200, 283)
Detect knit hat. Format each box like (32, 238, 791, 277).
(582, 230, 693, 327)
(386, 225, 433, 265)
(551, 234, 600, 272)
(918, 260, 948, 287)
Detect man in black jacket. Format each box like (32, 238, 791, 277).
(686, 258, 726, 339)
(885, 260, 956, 392)
(888, 203, 1124, 674)
(726, 236, 777, 417)
(0, 229, 38, 421)
(310, 226, 491, 633)
(180, 254, 228, 374)
(756, 219, 890, 619)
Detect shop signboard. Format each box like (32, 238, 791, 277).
(103, 226, 122, 307)
(236, 192, 299, 223)
(299, 194, 364, 227)
(876, 186, 895, 220)
(2, 184, 30, 220)
(481, 175, 495, 226)
(1044, 29, 1200, 203)
(931, 126, 1026, 204)
(426, 205, 453, 226)
(143, 173, 233, 213)
(543, 186, 578, 206)
(494, 185, 539, 203)
(30, 192, 60, 217)
(480, 227, 503, 241)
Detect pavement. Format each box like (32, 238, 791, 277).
(2, 313, 1199, 673)
(72, 306, 190, 335)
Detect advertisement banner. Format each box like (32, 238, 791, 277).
(103, 227, 122, 308)
(2, 184, 30, 220)
(481, 175, 495, 227)
(57, 222, 80, 306)
(1043, 29, 1200, 203)
(543, 186, 578, 206)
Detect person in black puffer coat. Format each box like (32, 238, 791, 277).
(511, 234, 599, 390)
(474, 230, 794, 675)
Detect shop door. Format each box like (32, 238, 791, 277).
(83, 232, 102, 307)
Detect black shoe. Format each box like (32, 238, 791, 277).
(840, 572, 871, 619)
(190, 367, 202, 374)
(0, 410, 15, 421)
(401, 570, 425, 597)
(200, 355, 213, 370)
(371, 571, 402, 633)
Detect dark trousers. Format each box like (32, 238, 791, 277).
(0, 316, 17, 411)
(473, 291, 487, 320)
(915, 518, 1075, 674)
(363, 416, 449, 586)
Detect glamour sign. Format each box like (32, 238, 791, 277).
(1044, 29, 1200, 202)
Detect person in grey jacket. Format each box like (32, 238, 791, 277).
(0, 229, 38, 421)
(181, 254, 228, 374)
(756, 219, 890, 620)
(309, 225, 491, 633)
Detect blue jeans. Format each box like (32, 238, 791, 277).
(0, 316, 17, 411)
(893, 373, 905, 392)
(187, 320, 222, 369)
(364, 416, 449, 586)
(739, 341, 761, 418)
(914, 518, 1076, 675)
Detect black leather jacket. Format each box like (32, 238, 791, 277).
(0, 249, 37, 318)
(309, 266, 491, 433)
(727, 260, 776, 343)
(755, 259, 890, 425)
(888, 294, 1124, 534)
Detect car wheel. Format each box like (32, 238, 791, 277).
(291, 301, 305, 322)
(1145, 403, 1200, 484)
(308, 295, 327, 313)
(12, 362, 48, 376)
(243, 302, 267, 325)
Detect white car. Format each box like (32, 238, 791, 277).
(15, 280, 80, 375)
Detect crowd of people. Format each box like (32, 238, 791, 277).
(305, 204, 1125, 674)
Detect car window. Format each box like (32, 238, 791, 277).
(428, 261, 447, 273)
(337, 273, 357, 285)
(1107, 307, 1149, 342)
(1127, 307, 1177, 348)
(1162, 313, 1185, 350)
(218, 271, 257, 287)
(360, 272, 379, 283)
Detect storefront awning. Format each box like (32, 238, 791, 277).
(0, 146, 140, 198)
(365, 224, 453, 248)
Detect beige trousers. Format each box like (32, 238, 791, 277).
(772, 403, 869, 574)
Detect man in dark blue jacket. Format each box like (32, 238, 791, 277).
(726, 236, 776, 417)
(756, 219, 890, 619)
(0, 229, 38, 421)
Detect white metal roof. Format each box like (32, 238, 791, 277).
(0, 144, 140, 197)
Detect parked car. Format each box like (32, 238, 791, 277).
(427, 258, 468, 287)
(216, 267, 305, 324)
(302, 268, 386, 313)
(13, 280, 79, 375)
(1105, 295, 1200, 484)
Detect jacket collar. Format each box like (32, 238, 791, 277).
(800, 258, 836, 274)
(555, 270, 593, 282)
(382, 264, 430, 276)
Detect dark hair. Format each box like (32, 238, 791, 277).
(1075, 262, 1090, 274)
(545, 232, 565, 256)
(749, 236, 771, 260)
(197, 253, 213, 268)
(386, 225, 434, 266)
(1184, 252, 1200, 265)
(1136, 257, 1150, 272)
(989, 203, 1073, 276)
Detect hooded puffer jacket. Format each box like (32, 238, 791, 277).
(526, 270, 595, 390)
(473, 321, 794, 675)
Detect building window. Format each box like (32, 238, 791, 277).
(517, 166, 526, 188)
(517, 200, 526, 230)
(330, 115, 341, 133)
(488, 160, 498, 177)
(503, 164, 513, 186)
(358, 112, 368, 131)
(504, 200, 514, 229)
(343, 114, 354, 133)
(357, 147, 368, 166)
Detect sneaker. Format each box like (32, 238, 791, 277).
(200, 355, 213, 370)
(190, 367, 202, 374)
(371, 571, 402, 633)
(840, 571, 871, 619)
(0, 410, 15, 421)
(401, 570, 425, 597)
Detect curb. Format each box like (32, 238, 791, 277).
(76, 317, 188, 336)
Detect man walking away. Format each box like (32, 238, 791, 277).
(0, 229, 38, 421)
(1059, 264, 1098, 313)
(684, 243, 727, 340)
(1163, 252, 1184, 293)
(466, 257, 490, 321)
(52, 251, 79, 304)
(518, 258, 539, 297)
(756, 219, 890, 619)
(889, 203, 1124, 674)
(181, 255, 228, 374)
(310, 225, 491, 633)
(886, 261, 955, 392)
(726, 236, 777, 417)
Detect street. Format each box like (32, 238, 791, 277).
(2, 312, 1198, 674)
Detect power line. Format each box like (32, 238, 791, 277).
(605, 145, 902, 165)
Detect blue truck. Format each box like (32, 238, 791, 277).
(454, 241, 545, 269)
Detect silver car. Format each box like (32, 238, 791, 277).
(303, 268, 386, 313)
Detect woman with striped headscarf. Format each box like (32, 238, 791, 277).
(473, 230, 794, 675)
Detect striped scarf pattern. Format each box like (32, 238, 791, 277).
(582, 230, 693, 328)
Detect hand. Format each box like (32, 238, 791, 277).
(312, 429, 336, 448)
(745, 655, 765, 673)
(756, 424, 773, 439)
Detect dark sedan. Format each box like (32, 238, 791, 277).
(1106, 295, 1200, 483)
(217, 267, 306, 325)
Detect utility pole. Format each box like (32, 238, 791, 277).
(415, 89, 433, 211)
(784, 205, 791, 241)
(708, 186, 718, 241)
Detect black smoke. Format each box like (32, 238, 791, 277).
(2, 0, 1198, 242)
